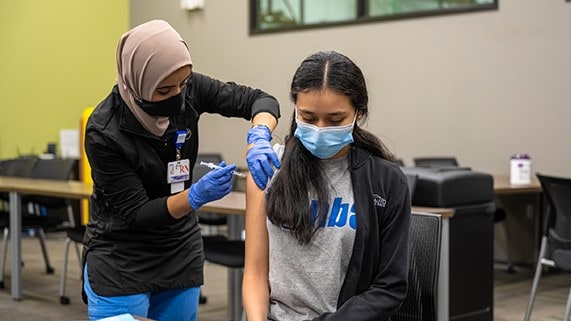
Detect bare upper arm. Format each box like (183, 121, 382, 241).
(244, 172, 269, 274)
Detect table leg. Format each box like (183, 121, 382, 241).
(437, 218, 450, 321)
(228, 269, 244, 321)
(226, 215, 244, 321)
(9, 191, 22, 300)
(533, 192, 545, 262)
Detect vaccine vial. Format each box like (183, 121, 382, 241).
(510, 153, 532, 185)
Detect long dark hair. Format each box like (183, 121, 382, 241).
(266, 50, 394, 244)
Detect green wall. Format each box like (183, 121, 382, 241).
(0, 0, 129, 159)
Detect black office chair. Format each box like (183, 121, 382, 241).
(192, 153, 232, 305)
(393, 212, 443, 321)
(0, 158, 77, 289)
(0, 158, 39, 289)
(59, 225, 85, 304)
(412, 156, 514, 272)
(523, 173, 571, 321)
(25, 158, 79, 229)
(0, 158, 39, 212)
(193, 153, 246, 318)
(0, 158, 38, 178)
(203, 235, 245, 321)
(26, 159, 82, 305)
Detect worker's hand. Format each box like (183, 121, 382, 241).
(188, 161, 235, 210)
(246, 125, 280, 190)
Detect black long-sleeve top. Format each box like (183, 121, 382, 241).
(310, 146, 411, 321)
(83, 73, 279, 296)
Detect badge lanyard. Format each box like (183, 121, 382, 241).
(167, 130, 190, 194)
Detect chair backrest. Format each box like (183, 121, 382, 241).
(0, 158, 38, 177)
(0, 159, 9, 175)
(393, 212, 443, 321)
(536, 173, 571, 248)
(30, 159, 77, 181)
(28, 159, 78, 208)
(0, 158, 39, 203)
(413, 157, 459, 168)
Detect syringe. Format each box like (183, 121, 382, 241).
(199, 161, 246, 178)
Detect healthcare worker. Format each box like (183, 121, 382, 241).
(83, 20, 280, 321)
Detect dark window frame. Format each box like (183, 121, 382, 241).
(250, 0, 498, 35)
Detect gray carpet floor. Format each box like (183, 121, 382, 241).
(0, 232, 569, 321)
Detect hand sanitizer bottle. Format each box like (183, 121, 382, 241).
(510, 153, 532, 185)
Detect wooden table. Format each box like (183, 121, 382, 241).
(201, 191, 246, 216)
(204, 191, 455, 217)
(0, 176, 92, 300)
(493, 175, 542, 195)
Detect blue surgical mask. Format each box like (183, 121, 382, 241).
(294, 111, 356, 159)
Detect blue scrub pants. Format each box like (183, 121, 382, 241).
(83, 265, 200, 321)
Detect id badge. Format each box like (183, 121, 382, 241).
(167, 159, 190, 193)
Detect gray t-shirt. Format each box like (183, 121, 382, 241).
(267, 154, 356, 321)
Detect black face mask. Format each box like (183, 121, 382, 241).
(136, 92, 185, 117)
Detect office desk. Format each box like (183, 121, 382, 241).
(493, 175, 542, 194)
(202, 191, 245, 216)
(0, 176, 92, 300)
(204, 191, 455, 217)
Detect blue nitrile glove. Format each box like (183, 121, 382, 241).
(188, 161, 236, 210)
(246, 125, 281, 190)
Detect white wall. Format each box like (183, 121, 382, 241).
(130, 0, 571, 177)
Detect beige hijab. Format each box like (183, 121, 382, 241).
(116, 20, 193, 137)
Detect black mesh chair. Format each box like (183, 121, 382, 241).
(192, 153, 233, 305)
(59, 225, 85, 304)
(203, 234, 245, 321)
(193, 154, 246, 319)
(0, 158, 38, 213)
(393, 212, 444, 321)
(0, 158, 38, 178)
(0, 158, 77, 288)
(523, 173, 571, 321)
(0, 158, 39, 289)
(25, 158, 79, 229)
